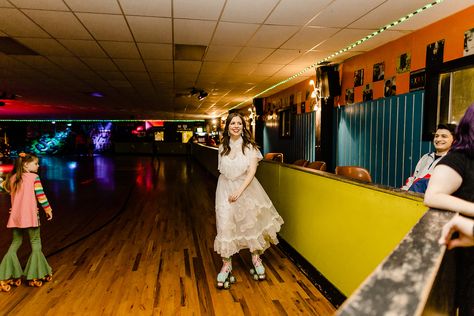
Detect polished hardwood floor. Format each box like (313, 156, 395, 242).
(0, 155, 335, 315)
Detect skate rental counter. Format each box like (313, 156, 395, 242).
(192, 143, 456, 314)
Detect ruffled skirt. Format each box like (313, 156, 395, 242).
(214, 175, 284, 258)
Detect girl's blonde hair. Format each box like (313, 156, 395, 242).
(4, 152, 38, 193)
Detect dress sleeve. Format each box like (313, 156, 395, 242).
(34, 176, 52, 212)
(246, 145, 263, 161)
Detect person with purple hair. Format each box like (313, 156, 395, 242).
(425, 103, 474, 315)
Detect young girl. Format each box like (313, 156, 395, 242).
(214, 112, 284, 289)
(0, 153, 53, 292)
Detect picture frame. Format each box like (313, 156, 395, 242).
(345, 88, 354, 104)
(426, 40, 444, 69)
(396, 53, 411, 73)
(409, 69, 426, 91)
(354, 69, 364, 87)
(373, 62, 385, 82)
(464, 28, 474, 56)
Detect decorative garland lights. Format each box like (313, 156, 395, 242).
(228, 0, 445, 112)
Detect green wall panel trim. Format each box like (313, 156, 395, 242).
(256, 161, 426, 296)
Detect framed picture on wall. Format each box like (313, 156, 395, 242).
(384, 76, 396, 97)
(426, 39, 444, 69)
(345, 88, 354, 104)
(396, 53, 411, 73)
(363, 84, 373, 101)
(354, 69, 364, 87)
(373, 62, 385, 81)
(409, 69, 426, 91)
(464, 28, 474, 56)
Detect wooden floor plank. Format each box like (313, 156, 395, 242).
(0, 156, 336, 315)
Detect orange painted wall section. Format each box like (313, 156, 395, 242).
(340, 5, 474, 105)
(263, 78, 316, 114)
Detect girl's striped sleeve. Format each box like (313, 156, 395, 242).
(34, 176, 52, 212)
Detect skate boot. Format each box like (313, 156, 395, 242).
(6, 278, 22, 287)
(250, 253, 266, 281)
(42, 274, 53, 283)
(28, 279, 43, 287)
(0, 281, 11, 292)
(216, 258, 235, 289)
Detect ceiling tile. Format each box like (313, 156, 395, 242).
(145, 60, 173, 73)
(233, 47, 274, 63)
(263, 49, 302, 64)
(250, 64, 284, 76)
(200, 61, 229, 75)
(81, 57, 118, 71)
(16, 38, 73, 56)
(100, 41, 140, 59)
(174, 0, 225, 20)
(349, 0, 433, 29)
(150, 72, 173, 82)
(309, 0, 386, 28)
(10, 0, 68, 10)
(97, 71, 126, 80)
(65, 0, 121, 14)
(266, 0, 333, 26)
(23, 10, 92, 40)
(0, 1, 14, 8)
(204, 45, 241, 62)
(108, 80, 132, 88)
(174, 60, 202, 73)
(247, 25, 299, 48)
(282, 26, 340, 50)
(76, 13, 133, 41)
(137, 43, 172, 59)
(114, 59, 146, 72)
(124, 72, 150, 81)
(12, 55, 57, 69)
(314, 29, 373, 51)
(226, 62, 257, 75)
(212, 22, 259, 46)
(0, 8, 50, 38)
(289, 50, 330, 66)
(48, 56, 90, 71)
(174, 19, 216, 46)
(221, 0, 278, 23)
(120, 0, 171, 17)
(128, 16, 172, 43)
(59, 39, 107, 57)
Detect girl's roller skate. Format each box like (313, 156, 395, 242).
(250, 253, 266, 281)
(6, 278, 22, 288)
(28, 274, 52, 287)
(216, 258, 235, 289)
(0, 281, 11, 292)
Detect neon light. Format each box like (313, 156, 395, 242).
(227, 0, 445, 112)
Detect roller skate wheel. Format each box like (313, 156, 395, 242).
(250, 268, 255, 275)
(13, 279, 21, 287)
(35, 280, 43, 287)
(44, 275, 52, 282)
(1, 284, 11, 292)
(229, 275, 236, 284)
(223, 281, 230, 289)
(253, 274, 259, 281)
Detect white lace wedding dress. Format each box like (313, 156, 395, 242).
(214, 137, 284, 258)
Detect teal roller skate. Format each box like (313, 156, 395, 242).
(250, 253, 266, 281)
(216, 258, 236, 289)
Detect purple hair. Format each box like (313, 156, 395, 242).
(451, 103, 474, 157)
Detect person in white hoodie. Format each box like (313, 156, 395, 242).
(402, 123, 456, 193)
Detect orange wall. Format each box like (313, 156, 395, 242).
(263, 78, 316, 114)
(341, 6, 474, 104)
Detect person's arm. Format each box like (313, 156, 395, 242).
(34, 176, 53, 220)
(228, 156, 258, 203)
(424, 165, 474, 217)
(439, 214, 474, 249)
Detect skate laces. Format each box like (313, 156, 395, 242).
(252, 254, 262, 267)
(220, 259, 232, 273)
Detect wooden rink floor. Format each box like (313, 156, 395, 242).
(0, 155, 335, 315)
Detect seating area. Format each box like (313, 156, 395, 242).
(264, 152, 284, 163)
(335, 166, 372, 183)
(292, 159, 309, 167)
(306, 161, 327, 171)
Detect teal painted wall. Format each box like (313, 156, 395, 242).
(336, 91, 433, 188)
